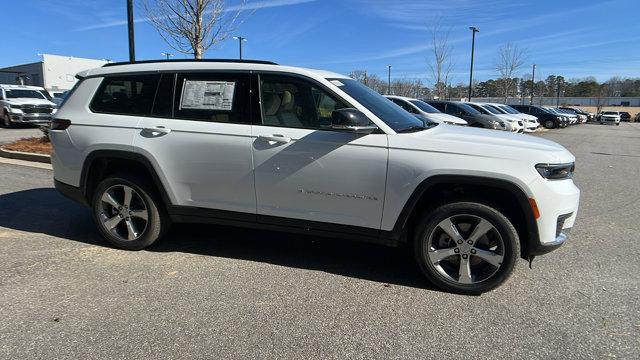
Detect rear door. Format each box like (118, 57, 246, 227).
(251, 73, 388, 229)
(134, 72, 256, 215)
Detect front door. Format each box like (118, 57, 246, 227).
(251, 74, 388, 229)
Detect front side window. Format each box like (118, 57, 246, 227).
(260, 74, 348, 129)
(328, 78, 423, 132)
(91, 74, 160, 115)
(174, 72, 250, 124)
(391, 98, 417, 113)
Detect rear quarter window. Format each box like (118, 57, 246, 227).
(90, 74, 161, 116)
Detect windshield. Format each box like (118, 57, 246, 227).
(5, 89, 46, 99)
(499, 105, 519, 114)
(330, 78, 425, 132)
(467, 103, 490, 115)
(602, 111, 618, 115)
(409, 100, 440, 113)
(482, 105, 502, 114)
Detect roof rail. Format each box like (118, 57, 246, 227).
(103, 59, 278, 67)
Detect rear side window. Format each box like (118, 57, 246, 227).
(91, 74, 160, 115)
(174, 72, 250, 124)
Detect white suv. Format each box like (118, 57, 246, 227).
(1, 84, 57, 127)
(50, 60, 580, 294)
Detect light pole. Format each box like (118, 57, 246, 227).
(387, 65, 391, 94)
(233, 36, 247, 59)
(126, 0, 135, 62)
(530, 64, 536, 105)
(161, 52, 173, 60)
(467, 26, 479, 101)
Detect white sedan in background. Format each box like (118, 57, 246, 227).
(385, 95, 468, 125)
(467, 102, 524, 133)
(485, 103, 539, 132)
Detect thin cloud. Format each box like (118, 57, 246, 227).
(74, 0, 318, 31)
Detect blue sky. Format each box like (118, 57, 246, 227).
(3, 0, 640, 85)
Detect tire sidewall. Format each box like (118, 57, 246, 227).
(91, 175, 166, 250)
(413, 202, 519, 295)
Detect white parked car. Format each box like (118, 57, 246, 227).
(1, 84, 57, 127)
(50, 60, 580, 294)
(599, 111, 621, 125)
(486, 103, 539, 133)
(385, 95, 467, 126)
(467, 102, 524, 133)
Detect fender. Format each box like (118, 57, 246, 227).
(386, 175, 540, 255)
(79, 149, 173, 207)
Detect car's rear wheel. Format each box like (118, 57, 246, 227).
(413, 202, 519, 295)
(544, 119, 555, 129)
(92, 174, 169, 250)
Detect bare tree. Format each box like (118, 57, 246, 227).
(427, 19, 454, 99)
(495, 42, 526, 102)
(143, 0, 247, 59)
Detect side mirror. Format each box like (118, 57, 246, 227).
(330, 108, 377, 134)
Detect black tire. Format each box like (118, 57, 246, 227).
(544, 119, 555, 129)
(3, 111, 13, 128)
(413, 202, 520, 295)
(616, 123, 620, 126)
(91, 174, 169, 250)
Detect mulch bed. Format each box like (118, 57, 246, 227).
(2, 137, 53, 155)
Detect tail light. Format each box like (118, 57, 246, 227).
(50, 118, 71, 130)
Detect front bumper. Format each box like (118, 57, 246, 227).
(10, 111, 54, 124)
(527, 176, 580, 255)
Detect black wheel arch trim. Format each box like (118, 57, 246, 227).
(79, 149, 173, 207)
(389, 175, 541, 257)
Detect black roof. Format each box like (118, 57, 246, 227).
(103, 59, 278, 67)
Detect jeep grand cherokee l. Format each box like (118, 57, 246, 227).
(50, 60, 580, 294)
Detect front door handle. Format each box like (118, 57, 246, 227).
(142, 126, 172, 135)
(258, 134, 291, 143)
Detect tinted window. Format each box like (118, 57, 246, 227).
(174, 72, 250, 124)
(409, 100, 439, 113)
(260, 74, 348, 129)
(5, 89, 46, 99)
(331, 78, 423, 132)
(151, 73, 174, 118)
(428, 102, 446, 112)
(391, 98, 417, 113)
(91, 74, 160, 115)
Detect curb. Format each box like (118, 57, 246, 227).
(0, 147, 51, 164)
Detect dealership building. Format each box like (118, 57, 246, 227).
(0, 54, 108, 92)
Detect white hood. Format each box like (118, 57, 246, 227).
(391, 122, 574, 164)
(5, 98, 56, 107)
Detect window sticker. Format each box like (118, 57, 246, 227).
(180, 80, 236, 111)
(330, 80, 344, 87)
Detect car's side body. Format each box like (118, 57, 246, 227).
(50, 60, 581, 293)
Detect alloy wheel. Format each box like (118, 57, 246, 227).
(3, 113, 10, 127)
(98, 184, 149, 241)
(426, 214, 505, 285)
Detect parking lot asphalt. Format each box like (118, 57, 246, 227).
(1, 123, 639, 359)
(0, 126, 41, 145)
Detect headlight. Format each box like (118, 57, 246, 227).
(535, 163, 575, 180)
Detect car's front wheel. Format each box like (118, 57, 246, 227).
(544, 119, 555, 129)
(92, 174, 169, 250)
(413, 202, 520, 294)
(3, 112, 13, 128)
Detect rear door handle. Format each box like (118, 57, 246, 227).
(142, 126, 172, 134)
(258, 134, 291, 143)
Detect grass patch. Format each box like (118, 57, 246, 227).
(2, 137, 52, 155)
